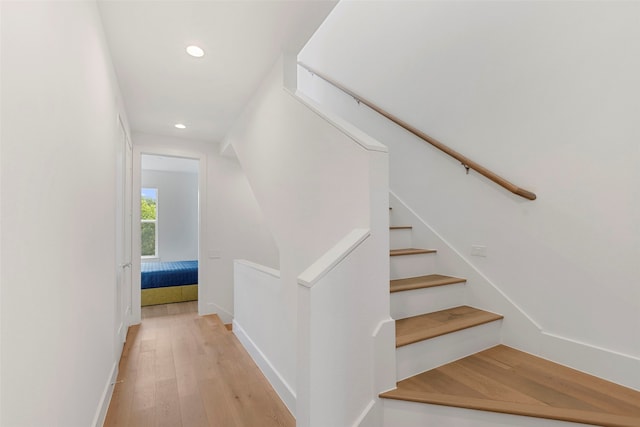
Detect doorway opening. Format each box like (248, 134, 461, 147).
(139, 154, 200, 309)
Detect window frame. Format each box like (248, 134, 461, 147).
(141, 187, 158, 259)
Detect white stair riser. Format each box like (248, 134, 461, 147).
(390, 229, 413, 250)
(383, 399, 593, 427)
(391, 283, 466, 320)
(390, 253, 436, 280)
(396, 320, 502, 381)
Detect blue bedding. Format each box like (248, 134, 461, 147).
(141, 260, 198, 289)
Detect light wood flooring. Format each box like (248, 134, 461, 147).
(381, 345, 640, 427)
(104, 301, 294, 427)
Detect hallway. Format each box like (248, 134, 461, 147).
(104, 302, 294, 427)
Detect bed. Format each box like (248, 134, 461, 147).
(141, 260, 198, 306)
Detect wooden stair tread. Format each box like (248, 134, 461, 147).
(381, 345, 640, 427)
(390, 248, 436, 256)
(390, 274, 466, 293)
(390, 225, 412, 230)
(395, 306, 502, 347)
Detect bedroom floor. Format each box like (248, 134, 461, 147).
(141, 300, 199, 318)
(104, 301, 294, 427)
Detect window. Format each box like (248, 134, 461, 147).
(141, 188, 158, 258)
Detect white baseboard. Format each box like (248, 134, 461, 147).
(204, 301, 233, 324)
(389, 190, 640, 391)
(383, 399, 592, 427)
(232, 320, 296, 415)
(352, 399, 381, 427)
(91, 361, 118, 427)
(116, 321, 126, 357)
(541, 332, 640, 391)
(116, 321, 124, 339)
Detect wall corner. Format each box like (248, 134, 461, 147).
(282, 53, 298, 91)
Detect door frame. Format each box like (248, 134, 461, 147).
(115, 114, 133, 352)
(131, 144, 207, 324)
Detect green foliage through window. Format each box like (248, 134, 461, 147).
(141, 222, 156, 256)
(141, 188, 158, 257)
(141, 197, 157, 220)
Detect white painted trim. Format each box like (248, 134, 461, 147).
(285, 88, 388, 153)
(383, 399, 593, 427)
(541, 332, 640, 391)
(543, 331, 640, 363)
(131, 142, 208, 324)
(116, 321, 125, 350)
(204, 301, 233, 324)
(218, 138, 234, 157)
(352, 399, 377, 427)
(298, 228, 370, 288)
(234, 259, 280, 279)
(373, 318, 397, 394)
(91, 361, 118, 427)
(233, 320, 297, 416)
(389, 190, 542, 331)
(140, 186, 159, 258)
(389, 190, 640, 390)
(116, 322, 124, 337)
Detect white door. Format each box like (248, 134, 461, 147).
(123, 128, 133, 326)
(115, 116, 133, 355)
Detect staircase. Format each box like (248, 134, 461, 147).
(380, 207, 640, 427)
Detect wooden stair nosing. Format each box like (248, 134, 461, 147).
(390, 248, 436, 257)
(380, 388, 640, 427)
(395, 306, 503, 347)
(390, 274, 466, 293)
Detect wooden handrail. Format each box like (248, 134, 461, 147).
(298, 62, 537, 201)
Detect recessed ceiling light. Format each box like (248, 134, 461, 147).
(186, 45, 204, 58)
(174, 123, 186, 129)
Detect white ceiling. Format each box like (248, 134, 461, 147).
(98, 0, 337, 144)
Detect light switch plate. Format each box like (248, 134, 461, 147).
(471, 245, 487, 257)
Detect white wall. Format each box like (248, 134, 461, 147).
(1, 1, 130, 425)
(141, 168, 199, 262)
(298, 0, 640, 387)
(226, 56, 391, 426)
(133, 133, 279, 323)
(0, 3, 4, 420)
(233, 260, 296, 413)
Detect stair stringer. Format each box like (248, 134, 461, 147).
(389, 190, 542, 355)
(389, 191, 640, 391)
(298, 62, 639, 392)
